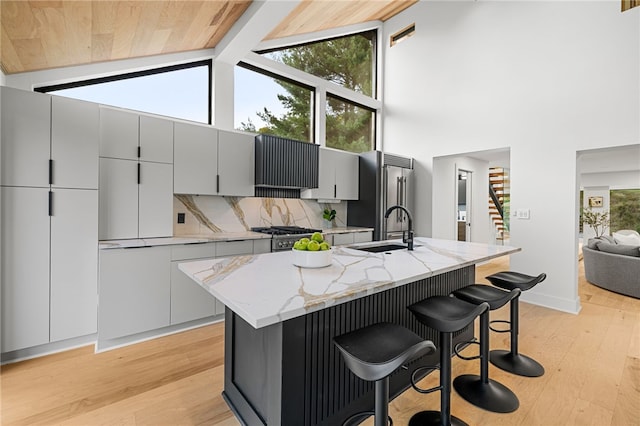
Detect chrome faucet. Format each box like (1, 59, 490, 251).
(384, 205, 414, 250)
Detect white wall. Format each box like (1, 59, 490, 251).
(581, 170, 640, 189)
(433, 155, 491, 243)
(383, 1, 640, 313)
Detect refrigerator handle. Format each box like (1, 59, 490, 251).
(396, 176, 402, 222)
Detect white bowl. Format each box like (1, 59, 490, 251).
(292, 248, 333, 268)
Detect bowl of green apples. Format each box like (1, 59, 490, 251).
(292, 232, 332, 268)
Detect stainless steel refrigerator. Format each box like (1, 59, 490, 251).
(347, 151, 414, 241)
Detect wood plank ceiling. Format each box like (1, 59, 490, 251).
(0, 0, 417, 75)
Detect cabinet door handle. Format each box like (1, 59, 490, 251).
(137, 163, 141, 185)
(216, 174, 220, 193)
(137, 146, 141, 159)
(49, 159, 54, 185)
(334, 184, 337, 198)
(48, 191, 53, 216)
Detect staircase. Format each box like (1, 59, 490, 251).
(489, 167, 510, 242)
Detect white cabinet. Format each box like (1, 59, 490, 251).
(1, 187, 51, 352)
(98, 246, 171, 341)
(99, 158, 173, 240)
(138, 161, 173, 238)
(331, 231, 373, 247)
(1, 88, 99, 190)
(99, 108, 139, 160)
(217, 130, 254, 196)
(1, 87, 51, 187)
(1, 88, 99, 353)
(99, 108, 174, 162)
(170, 243, 218, 325)
(174, 123, 254, 196)
(302, 148, 359, 200)
(98, 107, 174, 240)
(50, 189, 98, 342)
(174, 122, 218, 195)
(51, 96, 100, 189)
(99, 158, 138, 239)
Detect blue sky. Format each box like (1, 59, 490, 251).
(51, 64, 286, 130)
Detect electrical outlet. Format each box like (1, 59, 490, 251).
(513, 209, 530, 220)
(177, 212, 185, 224)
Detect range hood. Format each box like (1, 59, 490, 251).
(254, 135, 319, 198)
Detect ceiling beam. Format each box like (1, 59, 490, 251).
(214, 0, 301, 65)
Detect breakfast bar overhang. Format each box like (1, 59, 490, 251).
(179, 237, 520, 425)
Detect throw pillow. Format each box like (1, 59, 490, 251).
(587, 238, 605, 249)
(600, 235, 616, 244)
(612, 231, 640, 246)
(596, 241, 640, 257)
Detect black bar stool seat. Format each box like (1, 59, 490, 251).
(451, 285, 520, 413)
(485, 271, 546, 377)
(408, 296, 489, 426)
(334, 322, 436, 426)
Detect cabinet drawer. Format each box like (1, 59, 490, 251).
(353, 232, 373, 243)
(333, 233, 355, 246)
(217, 240, 253, 256)
(171, 242, 216, 261)
(253, 239, 271, 254)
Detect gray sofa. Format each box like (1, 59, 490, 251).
(582, 235, 640, 299)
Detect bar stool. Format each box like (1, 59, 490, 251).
(485, 271, 546, 377)
(451, 285, 520, 413)
(334, 322, 436, 426)
(407, 295, 489, 426)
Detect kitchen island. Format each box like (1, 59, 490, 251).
(179, 237, 519, 425)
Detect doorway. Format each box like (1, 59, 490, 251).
(457, 170, 472, 242)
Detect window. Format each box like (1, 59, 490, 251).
(325, 94, 374, 153)
(36, 61, 211, 124)
(610, 189, 640, 233)
(235, 63, 314, 143)
(260, 30, 376, 97)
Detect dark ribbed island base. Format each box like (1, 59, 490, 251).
(222, 265, 475, 426)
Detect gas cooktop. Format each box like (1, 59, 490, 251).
(251, 226, 322, 236)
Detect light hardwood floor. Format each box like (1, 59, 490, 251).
(2, 257, 639, 426)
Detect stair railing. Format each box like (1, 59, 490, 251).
(489, 186, 503, 218)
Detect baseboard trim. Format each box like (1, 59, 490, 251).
(520, 291, 582, 315)
(1, 333, 97, 365)
(95, 315, 223, 353)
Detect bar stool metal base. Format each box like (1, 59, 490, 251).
(490, 349, 545, 377)
(408, 410, 469, 426)
(453, 374, 519, 413)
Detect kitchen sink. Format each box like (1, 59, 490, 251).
(351, 243, 409, 253)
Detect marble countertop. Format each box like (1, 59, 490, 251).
(323, 226, 374, 235)
(98, 232, 271, 249)
(178, 237, 520, 329)
(98, 227, 373, 249)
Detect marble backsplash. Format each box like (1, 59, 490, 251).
(173, 195, 348, 235)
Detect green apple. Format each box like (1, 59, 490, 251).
(307, 240, 320, 251)
(319, 242, 330, 251)
(293, 241, 305, 251)
(299, 237, 310, 245)
(311, 232, 324, 243)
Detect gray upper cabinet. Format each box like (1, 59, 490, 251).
(1, 88, 99, 190)
(99, 107, 139, 160)
(174, 123, 254, 197)
(139, 115, 174, 164)
(99, 107, 174, 164)
(98, 106, 174, 240)
(302, 148, 359, 200)
(217, 130, 254, 196)
(1, 87, 51, 188)
(174, 122, 218, 195)
(51, 96, 99, 190)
